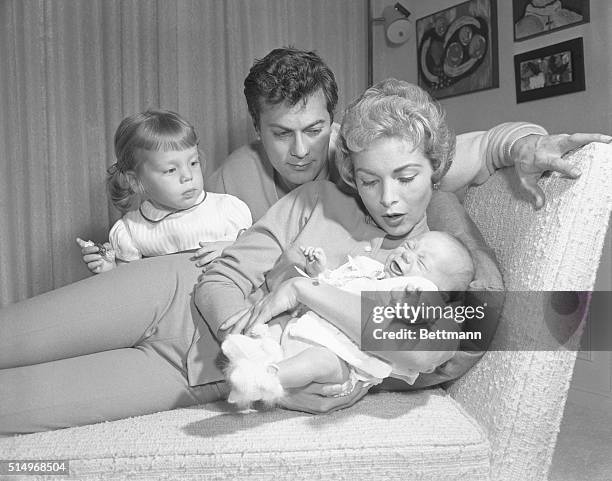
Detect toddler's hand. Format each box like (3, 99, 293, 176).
(300, 246, 327, 277)
(192, 240, 233, 268)
(76, 238, 116, 274)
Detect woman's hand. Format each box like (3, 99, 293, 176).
(511, 133, 612, 209)
(192, 240, 233, 267)
(219, 277, 305, 335)
(278, 381, 369, 414)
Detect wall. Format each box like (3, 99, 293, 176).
(371, 0, 611, 135)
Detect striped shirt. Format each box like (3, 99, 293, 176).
(109, 191, 252, 262)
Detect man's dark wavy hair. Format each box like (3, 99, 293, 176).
(244, 47, 338, 128)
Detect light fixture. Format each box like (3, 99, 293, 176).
(382, 3, 412, 45)
(367, 1, 412, 85)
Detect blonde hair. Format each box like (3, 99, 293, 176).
(107, 110, 201, 213)
(336, 79, 455, 190)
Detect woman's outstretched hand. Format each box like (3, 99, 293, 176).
(219, 277, 305, 335)
(511, 133, 612, 209)
(278, 381, 370, 414)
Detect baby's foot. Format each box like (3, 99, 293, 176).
(301, 246, 327, 277)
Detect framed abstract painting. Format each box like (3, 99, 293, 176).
(416, 0, 498, 100)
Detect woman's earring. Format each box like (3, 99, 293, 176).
(432, 182, 440, 190)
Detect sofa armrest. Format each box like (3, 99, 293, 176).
(448, 143, 612, 480)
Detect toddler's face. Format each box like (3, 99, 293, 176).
(135, 146, 204, 211)
(384, 231, 471, 290)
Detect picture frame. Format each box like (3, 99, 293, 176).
(513, 0, 589, 42)
(514, 37, 585, 103)
(416, 0, 498, 100)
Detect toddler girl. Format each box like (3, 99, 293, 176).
(77, 110, 252, 273)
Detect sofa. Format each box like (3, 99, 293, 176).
(1, 142, 610, 481)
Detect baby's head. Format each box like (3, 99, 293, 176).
(107, 110, 204, 213)
(385, 231, 474, 291)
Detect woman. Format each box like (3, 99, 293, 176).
(195, 79, 502, 411)
(0, 79, 607, 434)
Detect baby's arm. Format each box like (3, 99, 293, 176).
(301, 246, 328, 277)
(275, 346, 349, 389)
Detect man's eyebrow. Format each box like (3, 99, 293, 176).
(269, 120, 326, 130)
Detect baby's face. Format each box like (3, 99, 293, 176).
(384, 231, 472, 290)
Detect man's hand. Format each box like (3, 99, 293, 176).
(76, 238, 116, 274)
(511, 133, 612, 209)
(192, 240, 233, 267)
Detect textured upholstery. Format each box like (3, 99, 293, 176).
(1, 390, 490, 481)
(451, 142, 612, 481)
(0, 143, 610, 481)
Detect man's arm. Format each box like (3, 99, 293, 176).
(439, 123, 611, 208)
(440, 122, 548, 193)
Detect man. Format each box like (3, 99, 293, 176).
(205, 47, 341, 222)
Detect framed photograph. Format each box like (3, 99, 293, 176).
(513, 0, 589, 41)
(416, 0, 498, 100)
(514, 37, 585, 103)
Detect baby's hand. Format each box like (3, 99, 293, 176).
(300, 246, 327, 277)
(76, 238, 116, 274)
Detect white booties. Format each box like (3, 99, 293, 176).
(221, 328, 285, 408)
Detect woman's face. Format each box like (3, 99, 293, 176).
(352, 137, 433, 238)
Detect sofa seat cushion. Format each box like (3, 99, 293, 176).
(0, 389, 490, 481)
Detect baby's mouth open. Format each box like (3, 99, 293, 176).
(388, 259, 404, 277)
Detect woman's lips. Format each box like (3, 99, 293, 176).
(382, 213, 405, 227)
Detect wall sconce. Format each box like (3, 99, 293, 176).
(368, 1, 412, 85)
(381, 3, 412, 45)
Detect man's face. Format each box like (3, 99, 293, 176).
(257, 89, 332, 190)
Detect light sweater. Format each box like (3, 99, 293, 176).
(109, 191, 252, 262)
(205, 123, 341, 222)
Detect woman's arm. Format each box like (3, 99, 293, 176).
(223, 277, 461, 377)
(195, 183, 320, 340)
(220, 277, 363, 341)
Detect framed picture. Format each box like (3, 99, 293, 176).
(416, 0, 498, 100)
(513, 0, 589, 41)
(514, 37, 585, 103)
